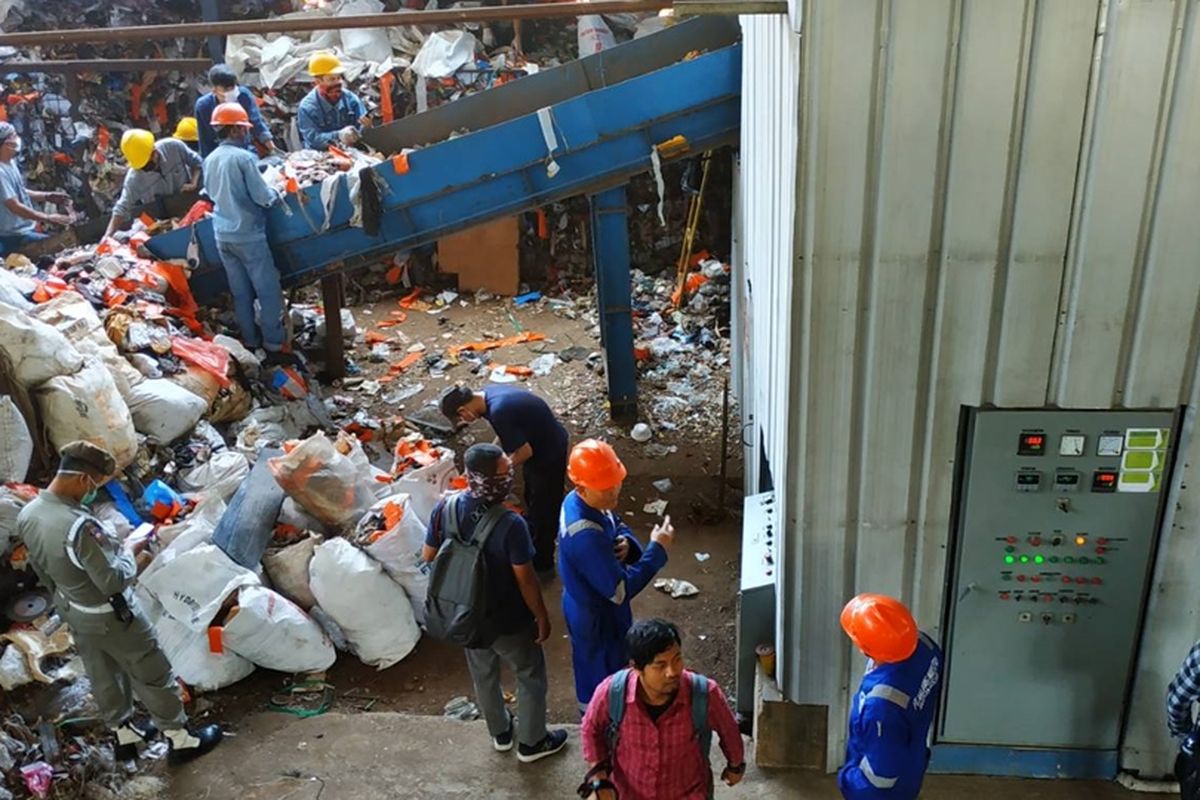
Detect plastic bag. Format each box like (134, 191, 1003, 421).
(140, 544, 259, 631)
(142, 479, 185, 521)
(178, 451, 250, 504)
(309, 538, 420, 669)
(34, 360, 138, 468)
(171, 336, 230, 388)
(153, 494, 225, 552)
(339, 0, 393, 63)
(126, 378, 207, 444)
(223, 585, 335, 673)
(578, 15, 616, 56)
(278, 497, 329, 535)
(0, 396, 32, 483)
(172, 366, 222, 407)
(262, 534, 321, 610)
(411, 30, 477, 78)
(269, 432, 379, 530)
(354, 495, 430, 625)
(155, 613, 254, 692)
(0, 302, 83, 387)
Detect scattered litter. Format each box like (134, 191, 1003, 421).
(20, 761, 52, 798)
(694, 552, 711, 562)
(643, 499, 669, 516)
(654, 578, 700, 599)
(653, 479, 673, 493)
(513, 291, 542, 306)
(644, 444, 679, 458)
(530, 353, 558, 376)
(631, 423, 653, 443)
(443, 695, 481, 721)
(382, 383, 424, 404)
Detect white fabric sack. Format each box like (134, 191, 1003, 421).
(262, 534, 321, 610)
(179, 451, 251, 504)
(357, 495, 430, 625)
(140, 544, 259, 631)
(0, 488, 26, 554)
(223, 585, 335, 673)
(126, 379, 208, 444)
(411, 30, 477, 78)
(277, 496, 330, 534)
(0, 301, 83, 387)
(0, 270, 33, 310)
(30, 291, 143, 400)
(155, 613, 255, 692)
(34, 360, 138, 468)
(151, 495, 226, 554)
(578, 15, 616, 57)
(339, 0, 392, 63)
(0, 396, 32, 483)
(309, 538, 419, 669)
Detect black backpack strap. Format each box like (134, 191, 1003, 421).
(470, 503, 509, 548)
(442, 494, 462, 543)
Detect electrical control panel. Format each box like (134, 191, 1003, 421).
(736, 492, 777, 715)
(939, 409, 1177, 750)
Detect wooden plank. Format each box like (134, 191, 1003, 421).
(437, 216, 520, 295)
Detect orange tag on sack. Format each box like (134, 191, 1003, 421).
(207, 627, 224, 654)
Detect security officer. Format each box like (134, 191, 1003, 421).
(298, 52, 368, 151)
(838, 593, 942, 800)
(17, 442, 222, 763)
(103, 129, 202, 240)
(557, 439, 673, 716)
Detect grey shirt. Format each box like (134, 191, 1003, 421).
(111, 138, 202, 220)
(0, 160, 35, 236)
(17, 491, 136, 631)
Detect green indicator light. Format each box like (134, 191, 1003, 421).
(1080, 557, 1090, 564)
(1096, 557, 1106, 564)
(1034, 555, 1044, 564)
(1049, 556, 1059, 563)
(1064, 556, 1075, 564)
(1019, 555, 1030, 564)
(1004, 555, 1015, 564)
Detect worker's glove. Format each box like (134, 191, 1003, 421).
(338, 126, 360, 145)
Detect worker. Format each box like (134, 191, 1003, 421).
(203, 102, 291, 365)
(298, 52, 368, 151)
(103, 129, 202, 240)
(440, 384, 568, 575)
(16, 442, 222, 763)
(170, 117, 200, 151)
(838, 593, 942, 800)
(558, 439, 673, 716)
(1167, 638, 1200, 798)
(0, 121, 72, 256)
(194, 64, 275, 159)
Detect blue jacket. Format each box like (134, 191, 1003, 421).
(297, 87, 367, 150)
(838, 633, 942, 800)
(202, 141, 278, 243)
(195, 86, 273, 160)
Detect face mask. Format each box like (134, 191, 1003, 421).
(12, 136, 21, 154)
(467, 471, 514, 504)
(81, 487, 98, 506)
(216, 88, 235, 103)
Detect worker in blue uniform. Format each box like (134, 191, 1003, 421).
(194, 64, 276, 160)
(440, 383, 568, 574)
(298, 53, 369, 151)
(838, 593, 942, 800)
(557, 439, 674, 716)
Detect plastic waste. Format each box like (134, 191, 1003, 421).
(269, 432, 379, 530)
(0, 302, 83, 387)
(34, 360, 138, 468)
(631, 423, 653, 443)
(222, 586, 336, 673)
(142, 480, 185, 522)
(355, 495, 430, 625)
(654, 578, 700, 598)
(140, 544, 259, 632)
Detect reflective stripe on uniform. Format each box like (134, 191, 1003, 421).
(563, 518, 604, 537)
(858, 755, 898, 789)
(68, 598, 114, 614)
(866, 683, 911, 709)
(64, 515, 91, 570)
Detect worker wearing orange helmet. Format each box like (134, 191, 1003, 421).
(558, 439, 674, 716)
(838, 594, 942, 800)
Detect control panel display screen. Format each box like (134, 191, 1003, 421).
(1018, 432, 1046, 456)
(1092, 469, 1118, 493)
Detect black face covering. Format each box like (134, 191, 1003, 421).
(467, 470, 514, 504)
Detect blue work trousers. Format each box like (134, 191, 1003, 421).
(215, 236, 285, 352)
(0, 229, 48, 256)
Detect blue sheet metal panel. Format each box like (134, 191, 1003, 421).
(148, 45, 741, 300)
(590, 186, 636, 416)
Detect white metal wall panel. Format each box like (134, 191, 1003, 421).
(739, 0, 1200, 774)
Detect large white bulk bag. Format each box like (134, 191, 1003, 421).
(178, 451, 251, 504)
(126, 378, 208, 444)
(223, 586, 335, 673)
(0, 396, 32, 483)
(34, 360, 138, 468)
(139, 544, 259, 632)
(30, 291, 143, 400)
(355, 495, 430, 625)
(0, 302, 83, 387)
(155, 613, 254, 692)
(309, 538, 420, 669)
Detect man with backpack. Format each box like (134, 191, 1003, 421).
(579, 618, 745, 800)
(422, 443, 568, 763)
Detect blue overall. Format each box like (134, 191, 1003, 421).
(558, 490, 668, 715)
(838, 633, 942, 800)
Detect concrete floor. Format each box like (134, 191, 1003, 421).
(169, 712, 1174, 799)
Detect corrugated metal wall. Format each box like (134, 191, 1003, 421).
(739, 0, 1200, 775)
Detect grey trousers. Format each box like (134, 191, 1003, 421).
(73, 611, 188, 730)
(464, 626, 548, 747)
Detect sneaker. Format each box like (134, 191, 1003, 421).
(166, 724, 223, 764)
(493, 712, 515, 753)
(517, 729, 568, 763)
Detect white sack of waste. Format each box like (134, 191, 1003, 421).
(126, 379, 208, 444)
(34, 360, 137, 468)
(0, 302, 83, 386)
(140, 544, 259, 632)
(223, 585, 336, 673)
(178, 451, 251, 504)
(309, 538, 420, 669)
(155, 613, 254, 692)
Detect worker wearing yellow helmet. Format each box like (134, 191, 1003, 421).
(297, 52, 369, 151)
(103, 128, 202, 240)
(171, 117, 200, 151)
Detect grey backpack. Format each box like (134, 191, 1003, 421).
(424, 494, 507, 649)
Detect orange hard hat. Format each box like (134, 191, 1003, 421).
(210, 102, 251, 128)
(840, 593, 918, 664)
(568, 439, 627, 491)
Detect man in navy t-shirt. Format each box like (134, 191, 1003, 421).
(440, 384, 569, 575)
(422, 443, 567, 763)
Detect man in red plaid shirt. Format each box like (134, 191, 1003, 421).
(579, 618, 746, 800)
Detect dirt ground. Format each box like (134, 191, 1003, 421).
(210, 286, 744, 728)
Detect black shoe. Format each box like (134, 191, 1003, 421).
(166, 724, 223, 764)
(517, 729, 568, 763)
(493, 712, 514, 753)
(265, 350, 301, 368)
(113, 718, 158, 761)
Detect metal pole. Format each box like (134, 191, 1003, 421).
(719, 374, 729, 511)
(589, 185, 637, 420)
(321, 273, 346, 382)
(0, 2, 676, 47)
(200, 0, 225, 63)
(0, 59, 214, 74)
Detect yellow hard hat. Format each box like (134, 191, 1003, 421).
(120, 129, 155, 170)
(308, 52, 345, 77)
(172, 116, 199, 142)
